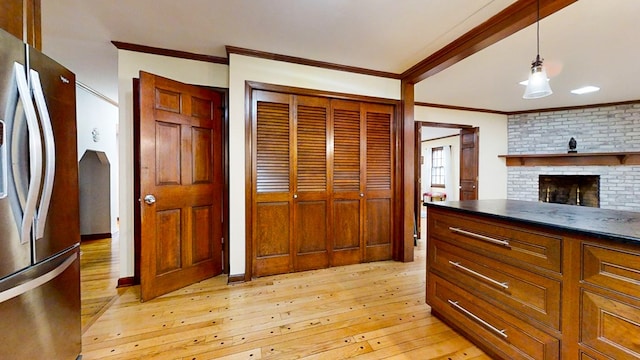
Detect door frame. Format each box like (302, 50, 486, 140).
(244, 81, 404, 281)
(132, 79, 230, 284)
(414, 121, 474, 239)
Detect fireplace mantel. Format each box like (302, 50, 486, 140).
(499, 152, 640, 167)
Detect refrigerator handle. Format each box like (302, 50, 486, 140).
(0, 120, 6, 199)
(30, 69, 55, 241)
(14, 63, 43, 245)
(0, 252, 76, 303)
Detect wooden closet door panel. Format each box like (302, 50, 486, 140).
(330, 100, 363, 266)
(364, 103, 393, 262)
(293, 96, 330, 271)
(294, 201, 328, 271)
(253, 90, 294, 277)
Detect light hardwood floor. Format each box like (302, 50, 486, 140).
(79, 228, 490, 359)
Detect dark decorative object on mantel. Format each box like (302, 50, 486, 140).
(568, 137, 577, 153)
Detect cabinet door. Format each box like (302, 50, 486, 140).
(331, 100, 363, 266)
(0, 0, 41, 49)
(364, 103, 393, 262)
(293, 96, 329, 271)
(252, 91, 293, 277)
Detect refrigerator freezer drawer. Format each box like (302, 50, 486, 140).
(0, 248, 81, 359)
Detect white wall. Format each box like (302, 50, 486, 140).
(76, 87, 119, 235)
(228, 54, 401, 276)
(117, 50, 229, 278)
(415, 106, 508, 200)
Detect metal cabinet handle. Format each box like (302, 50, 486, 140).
(448, 299, 508, 339)
(144, 194, 156, 205)
(448, 261, 509, 290)
(449, 227, 510, 247)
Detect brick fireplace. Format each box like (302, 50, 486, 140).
(506, 102, 640, 213)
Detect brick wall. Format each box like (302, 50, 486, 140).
(507, 102, 640, 212)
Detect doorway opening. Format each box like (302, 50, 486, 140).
(414, 122, 478, 240)
(79, 150, 112, 240)
(78, 149, 120, 332)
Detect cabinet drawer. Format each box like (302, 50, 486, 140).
(581, 290, 640, 359)
(428, 274, 560, 360)
(429, 210, 562, 273)
(430, 239, 561, 330)
(583, 243, 640, 299)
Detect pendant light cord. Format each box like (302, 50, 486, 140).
(536, 0, 540, 56)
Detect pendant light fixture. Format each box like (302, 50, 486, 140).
(523, 0, 552, 99)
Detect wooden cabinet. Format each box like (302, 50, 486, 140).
(579, 242, 640, 359)
(426, 204, 640, 360)
(251, 90, 395, 277)
(0, 0, 41, 49)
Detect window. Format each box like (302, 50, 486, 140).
(431, 147, 445, 187)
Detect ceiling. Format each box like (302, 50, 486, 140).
(41, 0, 640, 113)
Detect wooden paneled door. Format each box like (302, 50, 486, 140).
(363, 103, 394, 262)
(293, 96, 330, 272)
(251, 91, 331, 276)
(252, 91, 293, 277)
(251, 90, 394, 277)
(331, 100, 363, 266)
(459, 127, 479, 200)
(139, 71, 223, 301)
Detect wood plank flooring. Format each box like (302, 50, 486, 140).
(80, 231, 490, 359)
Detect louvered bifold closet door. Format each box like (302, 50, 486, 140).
(252, 90, 294, 277)
(330, 100, 364, 266)
(363, 103, 394, 262)
(293, 96, 330, 271)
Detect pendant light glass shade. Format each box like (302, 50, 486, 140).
(523, 55, 552, 99)
(523, 0, 552, 99)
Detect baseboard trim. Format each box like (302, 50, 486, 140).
(81, 233, 113, 241)
(227, 274, 246, 284)
(117, 277, 136, 288)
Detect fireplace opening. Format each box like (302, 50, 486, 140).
(539, 175, 600, 207)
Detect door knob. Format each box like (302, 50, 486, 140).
(360, 193, 364, 197)
(144, 194, 156, 205)
(293, 194, 298, 199)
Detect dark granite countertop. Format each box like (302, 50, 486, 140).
(426, 199, 640, 244)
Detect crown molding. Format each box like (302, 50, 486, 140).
(227, 46, 402, 80)
(111, 41, 228, 64)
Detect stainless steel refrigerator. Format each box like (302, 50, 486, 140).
(0, 28, 81, 359)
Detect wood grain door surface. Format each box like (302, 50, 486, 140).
(459, 127, 479, 201)
(252, 91, 293, 277)
(331, 100, 364, 266)
(363, 103, 394, 262)
(252, 90, 394, 277)
(293, 96, 330, 272)
(139, 71, 223, 301)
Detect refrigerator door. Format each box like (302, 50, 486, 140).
(28, 46, 80, 262)
(0, 29, 31, 279)
(0, 246, 81, 359)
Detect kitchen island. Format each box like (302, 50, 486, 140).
(425, 199, 640, 360)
